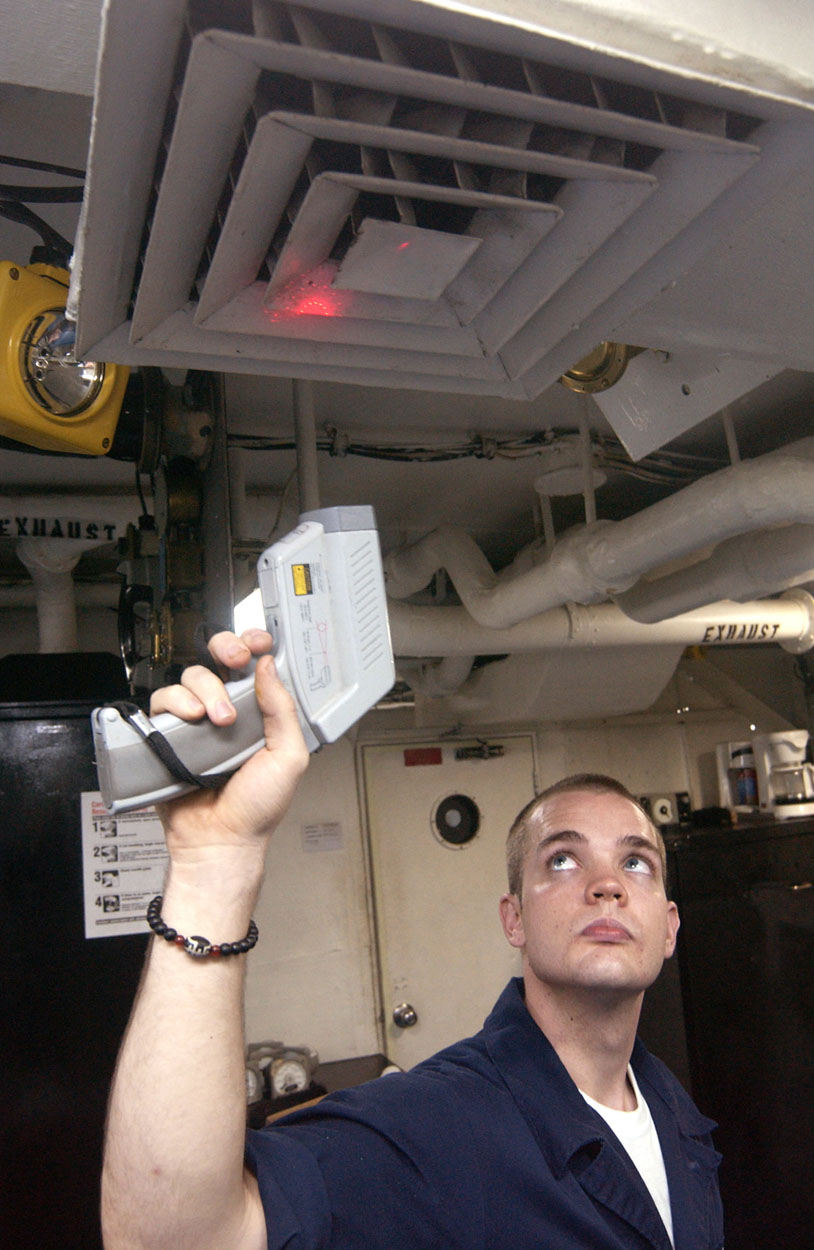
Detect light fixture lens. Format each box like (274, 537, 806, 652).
(20, 310, 105, 416)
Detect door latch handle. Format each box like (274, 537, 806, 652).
(393, 1002, 418, 1028)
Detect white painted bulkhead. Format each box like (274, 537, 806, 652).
(2, 0, 814, 1075)
(238, 657, 801, 1067)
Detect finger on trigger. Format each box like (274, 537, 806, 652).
(241, 628, 273, 655)
(149, 683, 205, 719)
(180, 663, 236, 724)
(255, 655, 307, 755)
(207, 629, 253, 671)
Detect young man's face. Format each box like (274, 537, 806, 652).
(499, 789, 679, 1001)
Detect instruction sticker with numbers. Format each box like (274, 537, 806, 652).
(80, 792, 169, 939)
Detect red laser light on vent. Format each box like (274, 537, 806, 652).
(264, 263, 354, 322)
(290, 290, 344, 317)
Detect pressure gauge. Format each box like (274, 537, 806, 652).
(269, 1049, 318, 1098)
(270, 1056, 308, 1097)
(245, 1063, 265, 1106)
(245, 1040, 319, 1102)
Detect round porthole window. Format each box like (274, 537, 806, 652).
(432, 793, 481, 847)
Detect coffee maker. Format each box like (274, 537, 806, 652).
(715, 739, 760, 812)
(752, 729, 814, 819)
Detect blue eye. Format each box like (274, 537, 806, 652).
(625, 855, 653, 874)
(550, 851, 576, 870)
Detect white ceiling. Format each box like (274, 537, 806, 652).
(2, 1, 814, 723)
(0, 0, 103, 97)
(1, 3, 813, 478)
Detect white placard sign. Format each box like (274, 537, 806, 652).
(301, 821, 344, 852)
(81, 792, 169, 939)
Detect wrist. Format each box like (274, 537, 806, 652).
(161, 847, 266, 936)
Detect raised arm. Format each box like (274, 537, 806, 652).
(101, 630, 309, 1250)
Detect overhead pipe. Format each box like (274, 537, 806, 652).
(388, 592, 814, 658)
(0, 494, 137, 537)
(384, 444, 814, 630)
(227, 445, 250, 545)
(615, 523, 814, 623)
(0, 583, 118, 608)
(578, 397, 597, 526)
(293, 378, 320, 512)
(16, 538, 97, 652)
(3, 499, 132, 654)
(536, 490, 557, 553)
(721, 406, 741, 465)
(398, 655, 476, 696)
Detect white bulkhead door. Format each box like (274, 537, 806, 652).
(362, 735, 536, 1070)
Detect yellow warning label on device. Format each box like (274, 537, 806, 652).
(292, 563, 312, 596)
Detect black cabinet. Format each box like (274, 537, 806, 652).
(643, 821, 814, 1250)
(1, 698, 147, 1250)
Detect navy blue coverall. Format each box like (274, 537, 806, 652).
(246, 978, 723, 1250)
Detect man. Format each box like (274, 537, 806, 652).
(101, 630, 723, 1250)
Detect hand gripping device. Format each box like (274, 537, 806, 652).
(91, 506, 394, 813)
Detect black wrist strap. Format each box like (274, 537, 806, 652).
(107, 701, 227, 791)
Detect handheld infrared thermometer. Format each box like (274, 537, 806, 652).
(91, 506, 394, 813)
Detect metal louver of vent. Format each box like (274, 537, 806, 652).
(73, 0, 804, 398)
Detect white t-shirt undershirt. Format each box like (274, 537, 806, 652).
(580, 1065, 674, 1246)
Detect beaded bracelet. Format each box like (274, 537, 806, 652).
(146, 895, 259, 959)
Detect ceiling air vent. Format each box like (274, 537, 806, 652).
(72, 0, 798, 398)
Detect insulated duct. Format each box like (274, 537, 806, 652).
(2, 499, 134, 653)
(16, 538, 96, 652)
(384, 443, 814, 630)
(398, 654, 477, 697)
(614, 523, 814, 622)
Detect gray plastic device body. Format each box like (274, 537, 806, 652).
(91, 507, 394, 813)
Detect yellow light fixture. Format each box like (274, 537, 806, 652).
(0, 261, 129, 454)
